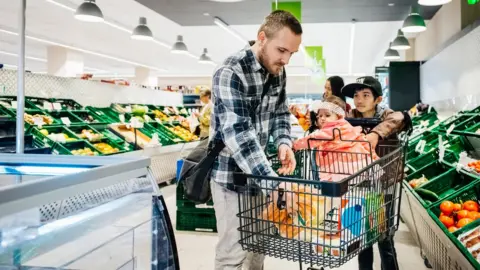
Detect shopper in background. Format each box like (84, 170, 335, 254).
(209, 10, 302, 270)
(323, 76, 351, 113)
(195, 89, 213, 139)
(342, 76, 405, 270)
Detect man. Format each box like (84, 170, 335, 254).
(342, 76, 405, 270)
(209, 10, 302, 270)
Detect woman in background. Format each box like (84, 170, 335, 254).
(323, 76, 351, 113)
(307, 76, 350, 130)
(195, 89, 213, 139)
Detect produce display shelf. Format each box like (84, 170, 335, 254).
(48, 110, 85, 125)
(402, 106, 480, 270)
(50, 98, 84, 111)
(59, 140, 101, 156)
(70, 110, 111, 125)
(0, 95, 41, 110)
(144, 122, 185, 145)
(88, 123, 126, 143)
(30, 125, 81, 146)
(91, 138, 130, 155)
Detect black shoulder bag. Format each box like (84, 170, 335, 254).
(179, 77, 272, 203)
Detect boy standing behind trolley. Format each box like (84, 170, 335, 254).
(342, 76, 405, 270)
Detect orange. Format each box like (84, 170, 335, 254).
(453, 203, 462, 212)
(440, 201, 454, 216)
(457, 210, 469, 220)
(439, 215, 455, 228)
(457, 218, 474, 228)
(463, 201, 479, 212)
(448, 226, 458, 233)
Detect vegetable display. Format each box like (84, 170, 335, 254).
(438, 200, 480, 232)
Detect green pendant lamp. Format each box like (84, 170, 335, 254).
(75, 0, 104, 23)
(402, 6, 427, 33)
(391, 30, 411, 50)
(385, 43, 400, 60)
(418, 0, 451, 6)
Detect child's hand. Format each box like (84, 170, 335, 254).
(366, 132, 380, 150)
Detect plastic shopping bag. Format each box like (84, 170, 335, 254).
(187, 114, 200, 133)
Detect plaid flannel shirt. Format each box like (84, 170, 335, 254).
(209, 43, 292, 189)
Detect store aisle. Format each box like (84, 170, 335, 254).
(161, 185, 430, 270)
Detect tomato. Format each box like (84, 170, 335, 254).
(457, 218, 474, 228)
(439, 215, 455, 228)
(463, 201, 479, 212)
(467, 211, 479, 220)
(448, 226, 458, 233)
(457, 210, 469, 220)
(440, 201, 454, 215)
(453, 203, 462, 212)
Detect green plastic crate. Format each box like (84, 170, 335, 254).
(86, 106, 121, 123)
(176, 209, 217, 233)
(49, 98, 84, 111)
(0, 95, 41, 110)
(25, 96, 53, 111)
(70, 110, 111, 125)
(91, 138, 130, 155)
(176, 181, 214, 209)
(48, 110, 84, 125)
(427, 181, 480, 270)
(50, 143, 73, 155)
(143, 122, 184, 145)
(412, 168, 477, 207)
(460, 122, 480, 137)
(88, 123, 125, 143)
(407, 150, 457, 172)
(30, 125, 81, 146)
(61, 140, 101, 156)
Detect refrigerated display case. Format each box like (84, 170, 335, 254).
(0, 154, 178, 270)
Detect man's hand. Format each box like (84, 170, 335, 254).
(277, 144, 296, 175)
(269, 182, 299, 214)
(366, 132, 380, 151)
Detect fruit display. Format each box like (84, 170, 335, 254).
(468, 160, 480, 173)
(38, 129, 77, 143)
(131, 105, 148, 116)
(438, 200, 480, 232)
(109, 124, 152, 149)
(77, 129, 103, 142)
(93, 142, 119, 155)
(24, 113, 54, 126)
(166, 125, 198, 142)
(153, 110, 169, 121)
(71, 147, 99, 156)
(409, 175, 429, 189)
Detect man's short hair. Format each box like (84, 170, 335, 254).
(324, 95, 347, 112)
(200, 89, 211, 98)
(258, 10, 303, 38)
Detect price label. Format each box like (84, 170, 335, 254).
(53, 102, 62, 111)
(33, 116, 44, 128)
(125, 106, 132, 113)
(428, 105, 432, 113)
(11, 101, 17, 109)
(155, 118, 162, 124)
(163, 108, 170, 115)
(61, 117, 71, 127)
(415, 140, 426, 154)
(43, 101, 53, 111)
(438, 135, 445, 162)
(119, 114, 125, 123)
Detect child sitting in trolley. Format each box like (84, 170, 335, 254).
(293, 95, 379, 182)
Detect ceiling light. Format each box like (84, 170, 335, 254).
(391, 29, 411, 50)
(74, 0, 104, 23)
(388, 3, 395, 6)
(213, 17, 248, 44)
(418, 0, 451, 6)
(199, 48, 214, 64)
(384, 43, 400, 60)
(0, 28, 166, 72)
(131, 17, 153, 41)
(210, 0, 244, 2)
(402, 6, 427, 33)
(171, 35, 188, 54)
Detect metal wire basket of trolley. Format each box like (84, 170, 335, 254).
(233, 119, 408, 270)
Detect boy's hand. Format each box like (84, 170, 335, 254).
(366, 132, 380, 150)
(278, 145, 296, 175)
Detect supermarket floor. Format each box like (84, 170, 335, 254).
(161, 184, 430, 270)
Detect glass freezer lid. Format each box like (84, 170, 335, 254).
(0, 164, 95, 176)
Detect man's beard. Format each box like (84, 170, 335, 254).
(259, 45, 282, 75)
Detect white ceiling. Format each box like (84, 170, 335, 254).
(0, 0, 408, 81)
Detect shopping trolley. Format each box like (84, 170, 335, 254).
(234, 119, 408, 270)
